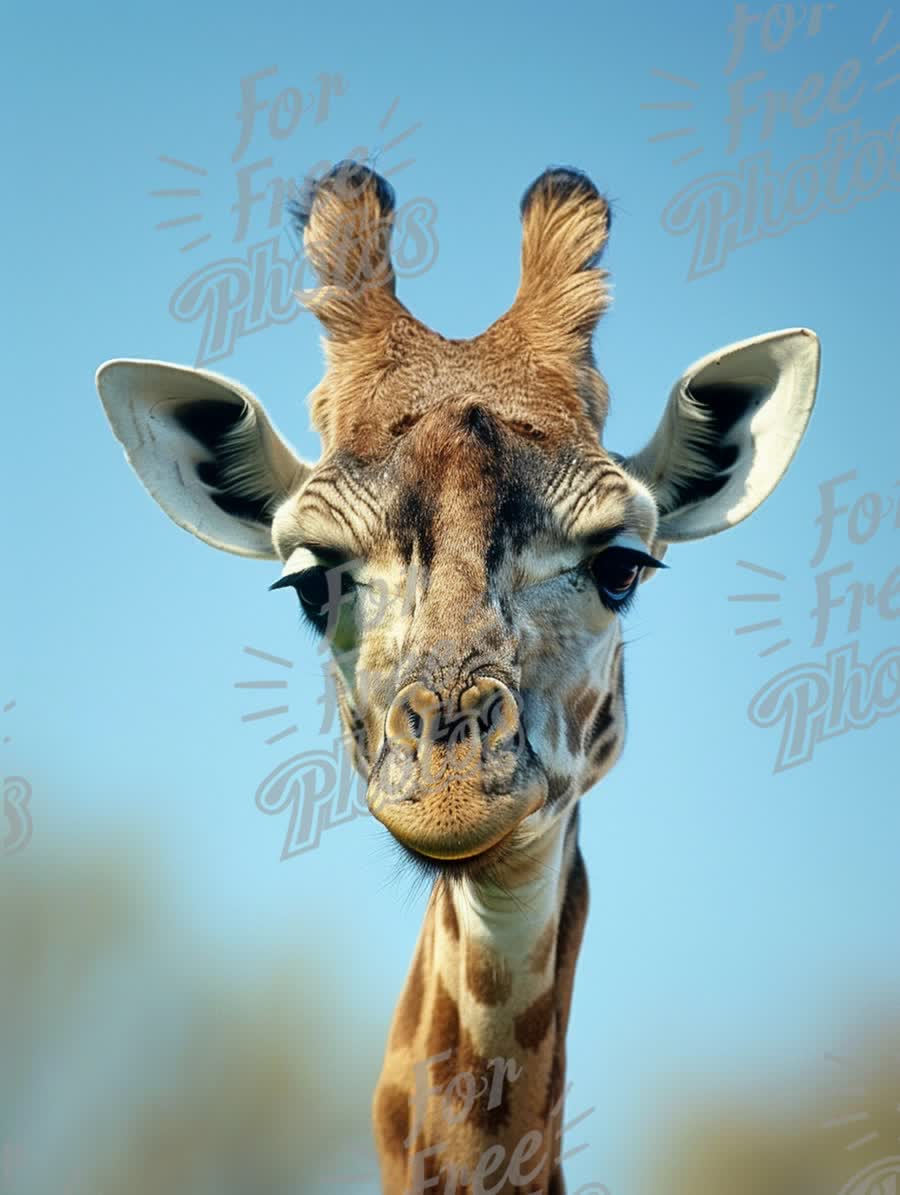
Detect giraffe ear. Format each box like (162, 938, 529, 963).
(96, 360, 310, 559)
(623, 328, 820, 543)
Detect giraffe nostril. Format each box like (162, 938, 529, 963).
(460, 680, 522, 752)
(386, 683, 440, 752)
(386, 678, 521, 761)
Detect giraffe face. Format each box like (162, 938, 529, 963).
(96, 163, 820, 881)
(269, 371, 661, 872)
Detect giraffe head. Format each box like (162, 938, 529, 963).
(97, 164, 819, 882)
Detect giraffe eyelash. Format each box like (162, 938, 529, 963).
(589, 546, 667, 613)
(270, 566, 358, 635)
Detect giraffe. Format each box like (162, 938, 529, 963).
(95, 162, 820, 1193)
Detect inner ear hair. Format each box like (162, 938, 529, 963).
(650, 378, 769, 518)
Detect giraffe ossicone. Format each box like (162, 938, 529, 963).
(96, 161, 820, 1193)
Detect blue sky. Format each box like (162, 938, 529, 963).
(4, 1, 899, 1189)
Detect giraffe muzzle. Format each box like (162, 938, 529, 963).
(367, 677, 546, 860)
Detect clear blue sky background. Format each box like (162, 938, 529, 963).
(3, 1, 899, 1190)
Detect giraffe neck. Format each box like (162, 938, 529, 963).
(374, 806, 589, 1194)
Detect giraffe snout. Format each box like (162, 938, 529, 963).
(368, 677, 546, 861)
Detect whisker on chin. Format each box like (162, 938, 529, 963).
(379, 834, 432, 910)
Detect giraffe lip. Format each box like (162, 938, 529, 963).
(372, 776, 548, 865)
(402, 822, 518, 863)
(395, 826, 520, 881)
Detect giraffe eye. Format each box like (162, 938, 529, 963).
(269, 566, 356, 635)
(590, 547, 665, 611)
(294, 568, 330, 611)
(271, 565, 329, 607)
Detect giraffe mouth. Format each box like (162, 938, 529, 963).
(393, 821, 526, 882)
(368, 769, 548, 876)
(401, 819, 520, 863)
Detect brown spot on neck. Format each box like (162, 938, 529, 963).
(456, 1027, 516, 1134)
(553, 845, 589, 1040)
(542, 1049, 565, 1121)
(464, 941, 513, 1006)
(427, 975, 460, 1087)
(514, 987, 556, 1051)
(374, 1082, 410, 1158)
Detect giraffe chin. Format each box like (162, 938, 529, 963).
(367, 773, 548, 876)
